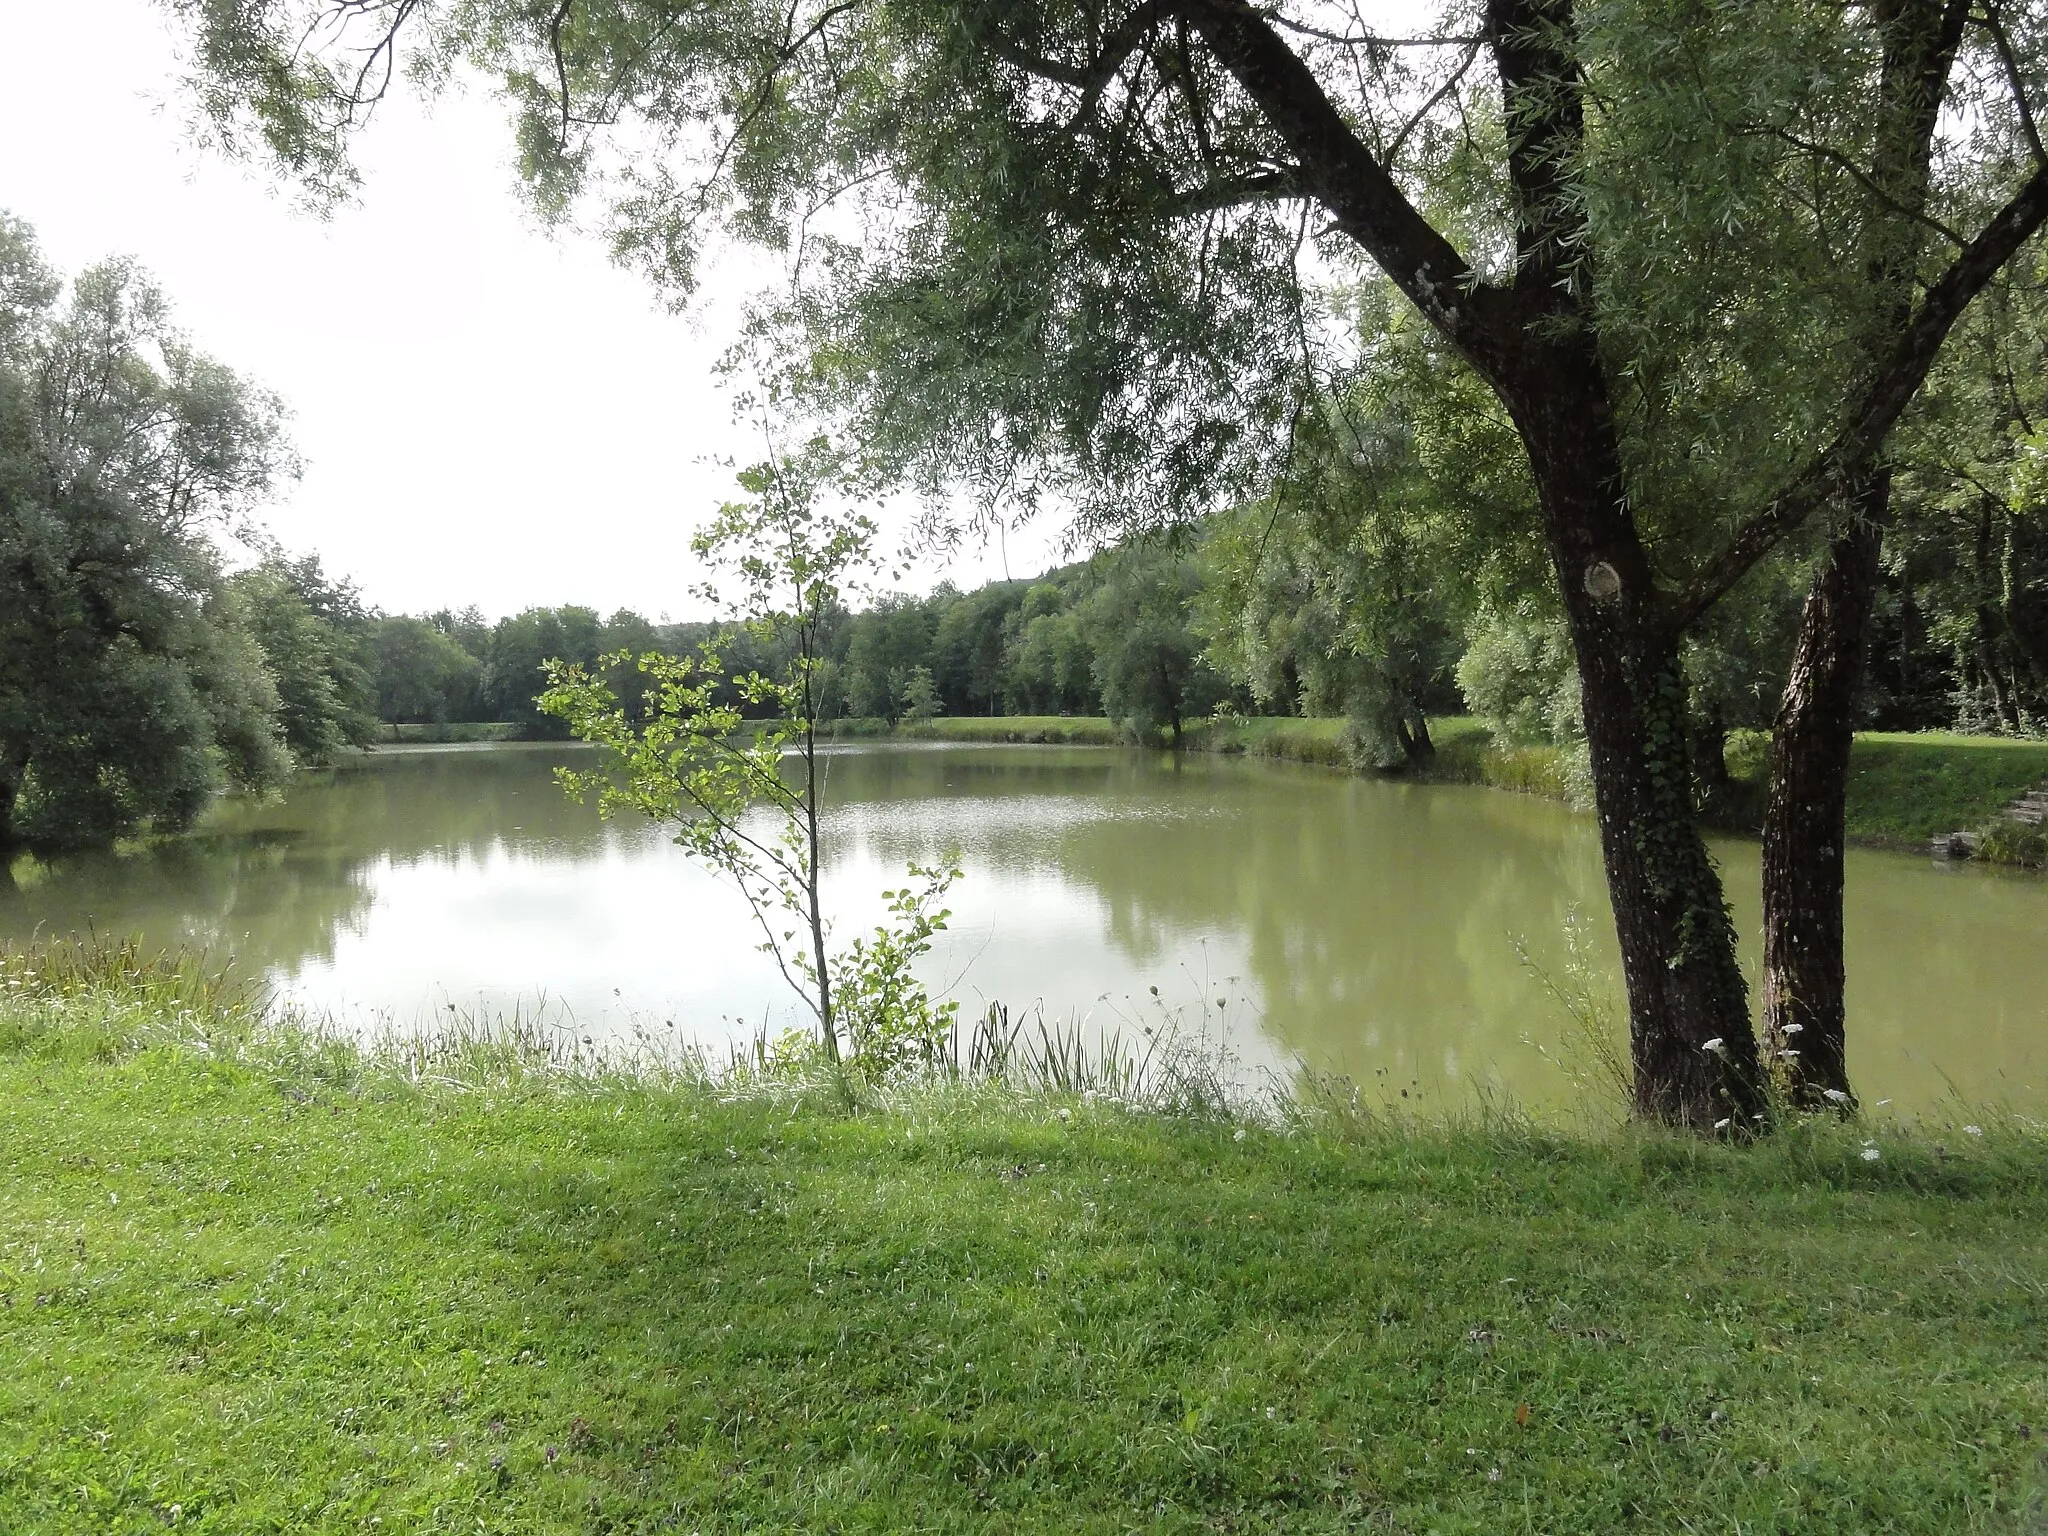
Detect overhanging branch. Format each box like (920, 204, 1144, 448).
(1666, 159, 2048, 632)
(1167, 167, 1304, 215)
(1177, 0, 1509, 360)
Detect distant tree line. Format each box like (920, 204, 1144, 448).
(357, 545, 1245, 748)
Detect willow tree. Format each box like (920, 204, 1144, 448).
(0, 215, 295, 851)
(166, 0, 2048, 1126)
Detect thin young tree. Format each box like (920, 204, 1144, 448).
(540, 442, 957, 1072)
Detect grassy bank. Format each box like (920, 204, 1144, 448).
(2, 954, 2045, 1533)
(878, 715, 1123, 745)
(875, 715, 2048, 853)
(362, 715, 2047, 854)
(1834, 732, 2048, 846)
(379, 721, 527, 745)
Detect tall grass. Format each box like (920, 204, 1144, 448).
(0, 935, 1267, 1122)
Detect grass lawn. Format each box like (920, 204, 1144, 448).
(2, 972, 2044, 1533)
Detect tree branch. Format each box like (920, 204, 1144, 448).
(1667, 159, 2048, 631)
(1981, 0, 2048, 170)
(1167, 167, 1304, 215)
(1384, 39, 1482, 167)
(976, 0, 1180, 122)
(1747, 122, 1967, 247)
(1176, 0, 1508, 361)
(1265, 17, 1486, 49)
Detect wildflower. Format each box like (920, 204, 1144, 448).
(1713, 1118, 1731, 1130)
(1821, 1088, 1850, 1104)
(1964, 1124, 1984, 1137)
(1056, 1108, 1072, 1123)
(1860, 1147, 1881, 1162)
(1232, 1127, 1247, 1143)
(1702, 1038, 1724, 1053)
(1781, 1022, 1803, 1035)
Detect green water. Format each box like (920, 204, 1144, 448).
(3, 742, 2042, 1114)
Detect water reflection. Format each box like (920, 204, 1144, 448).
(1, 742, 2040, 1115)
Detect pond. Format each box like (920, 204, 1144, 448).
(3, 742, 2042, 1116)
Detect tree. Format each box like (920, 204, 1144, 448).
(897, 665, 943, 721)
(598, 609, 664, 722)
(1860, 247, 2048, 733)
(1085, 548, 1231, 745)
(1200, 307, 1501, 767)
(484, 606, 603, 734)
(166, 0, 2048, 1126)
(231, 556, 379, 763)
(930, 582, 1029, 716)
(540, 444, 958, 1076)
(0, 215, 294, 850)
(368, 615, 483, 724)
(1004, 581, 1100, 715)
(836, 594, 937, 719)
(1756, 1, 1981, 1110)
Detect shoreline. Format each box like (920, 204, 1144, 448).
(347, 717, 2048, 862)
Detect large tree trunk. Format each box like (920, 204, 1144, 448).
(0, 745, 25, 853)
(1509, 356, 1763, 1130)
(1760, 471, 1890, 1107)
(1402, 708, 1434, 765)
(1756, 0, 1967, 1112)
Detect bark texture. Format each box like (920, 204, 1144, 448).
(1759, 0, 1968, 1108)
(1507, 358, 1763, 1127)
(1761, 471, 1890, 1106)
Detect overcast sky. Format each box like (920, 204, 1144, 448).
(0, 0, 1056, 620)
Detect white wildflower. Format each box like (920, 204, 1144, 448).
(1860, 1147, 1881, 1162)
(1781, 1022, 1803, 1035)
(1964, 1125, 1984, 1137)
(1714, 1118, 1731, 1130)
(1821, 1088, 1850, 1104)
(1702, 1038, 1725, 1053)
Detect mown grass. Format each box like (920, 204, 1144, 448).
(2, 950, 2045, 1533)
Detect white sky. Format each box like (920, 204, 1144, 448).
(0, 0, 1058, 620)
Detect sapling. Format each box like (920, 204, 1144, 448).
(539, 439, 958, 1077)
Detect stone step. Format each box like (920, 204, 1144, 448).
(1999, 782, 2048, 825)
